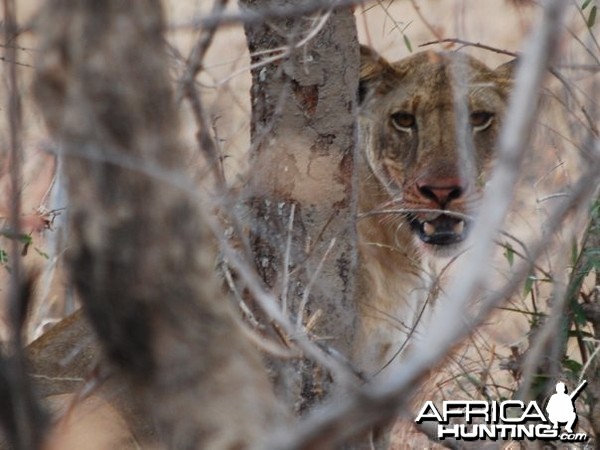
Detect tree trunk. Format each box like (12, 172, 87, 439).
(240, 0, 360, 412)
(32, 1, 284, 448)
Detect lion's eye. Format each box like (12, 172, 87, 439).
(390, 112, 416, 131)
(470, 111, 494, 130)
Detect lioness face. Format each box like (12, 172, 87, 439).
(359, 47, 513, 255)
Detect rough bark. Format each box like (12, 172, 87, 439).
(240, 0, 360, 411)
(32, 1, 284, 448)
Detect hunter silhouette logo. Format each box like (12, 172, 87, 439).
(415, 379, 588, 442)
(546, 380, 586, 434)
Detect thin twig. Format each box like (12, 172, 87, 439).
(281, 203, 296, 317)
(296, 238, 337, 329)
(548, 66, 599, 136)
(213, 9, 332, 87)
(375, 0, 412, 42)
(180, 0, 228, 189)
(579, 338, 600, 384)
(409, 0, 444, 45)
(0, 42, 36, 52)
(222, 262, 261, 329)
(556, 63, 600, 72)
(0, 56, 32, 68)
(170, 0, 361, 30)
(419, 38, 519, 57)
(357, 208, 473, 221)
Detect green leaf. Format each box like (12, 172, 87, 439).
(503, 242, 514, 267)
(582, 0, 592, 10)
(523, 274, 535, 296)
(0, 249, 7, 265)
(568, 329, 593, 339)
(403, 34, 413, 53)
(571, 301, 588, 326)
(571, 239, 579, 266)
(0, 229, 31, 243)
(563, 358, 583, 374)
(588, 6, 597, 28)
(34, 247, 50, 260)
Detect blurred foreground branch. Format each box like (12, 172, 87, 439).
(32, 0, 283, 448)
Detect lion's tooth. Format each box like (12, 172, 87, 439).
(454, 220, 465, 234)
(423, 222, 435, 236)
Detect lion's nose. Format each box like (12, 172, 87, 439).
(416, 178, 465, 207)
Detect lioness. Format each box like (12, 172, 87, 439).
(354, 46, 514, 378)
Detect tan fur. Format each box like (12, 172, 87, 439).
(354, 46, 514, 378)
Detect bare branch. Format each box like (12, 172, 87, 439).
(171, 0, 362, 30)
(180, 0, 228, 189)
(409, 0, 444, 45)
(419, 38, 519, 57)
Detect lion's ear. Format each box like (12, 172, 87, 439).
(494, 57, 518, 96)
(359, 45, 397, 104)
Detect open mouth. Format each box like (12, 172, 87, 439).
(408, 214, 470, 246)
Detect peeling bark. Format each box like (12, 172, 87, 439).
(240, 0, 360, 410)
